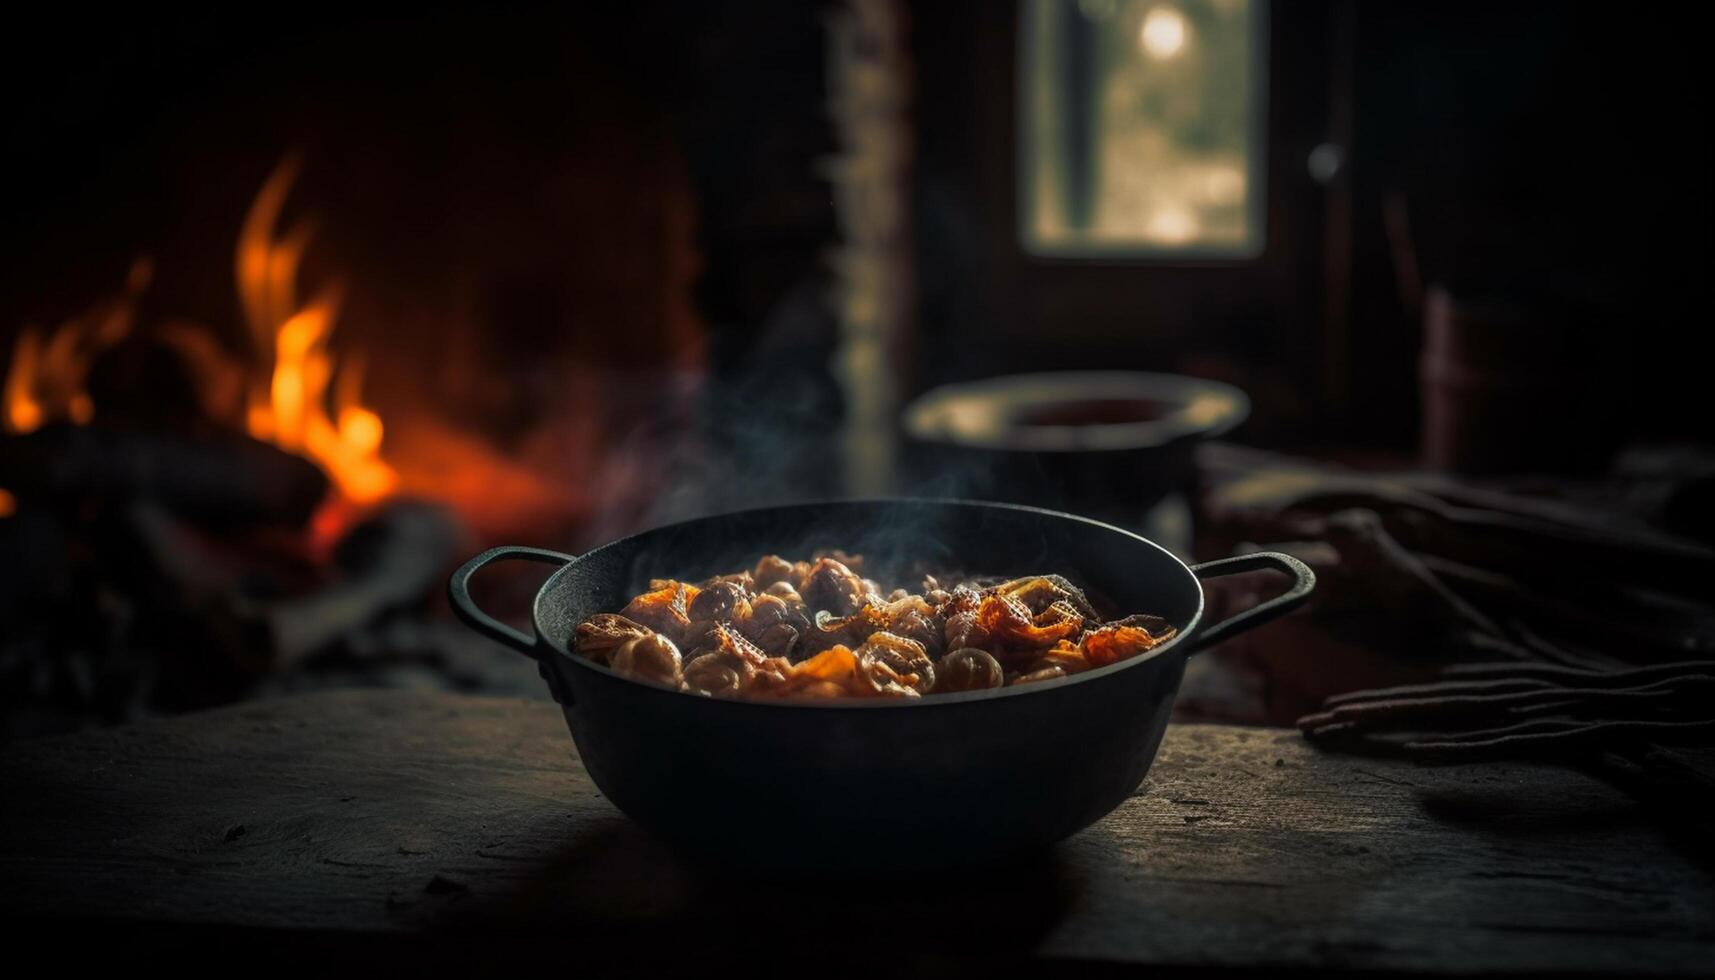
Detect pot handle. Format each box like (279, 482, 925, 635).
(448, 546, 576, 660)
(1186, 552, 1316, 653)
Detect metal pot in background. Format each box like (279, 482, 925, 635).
(900, 372, 1249, 537)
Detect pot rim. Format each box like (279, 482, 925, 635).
(901, 371, 1249, 453)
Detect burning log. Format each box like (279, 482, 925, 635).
(0, 422, 329, 527)
(122, 495, 463, 669)
(257, 500, 463, 666)
(30, 497, 467, 720)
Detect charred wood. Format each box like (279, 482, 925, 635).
(0, 422, 328, 528)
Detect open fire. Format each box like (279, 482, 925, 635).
(0, 135, 710, 726)
(3, 260, 147, 436)
(4, 158, 396, 526)
(237, 157, 396, 507)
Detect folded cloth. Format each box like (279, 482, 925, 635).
(1192, 444, 1715, 765)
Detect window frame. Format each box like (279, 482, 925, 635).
(1016, 0, 1272, 261)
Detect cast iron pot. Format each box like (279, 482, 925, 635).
(450, 499, 1312, 871)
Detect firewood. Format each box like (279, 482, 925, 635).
(0, 422, 328, 527)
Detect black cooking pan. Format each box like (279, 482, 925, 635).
(449, 499, 1312, 871)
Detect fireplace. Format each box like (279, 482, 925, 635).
(0, 3, 841, 733)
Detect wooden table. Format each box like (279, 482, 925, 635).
(3, 690, 1710, 974)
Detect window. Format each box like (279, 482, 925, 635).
(1020, 0, 1267, 257)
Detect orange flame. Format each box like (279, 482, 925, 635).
(237, 158, 395, 504)
(3, 158, 397, 521)
(4, 259, 150, 435)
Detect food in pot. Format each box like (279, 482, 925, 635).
(572, 553, 1176, 700)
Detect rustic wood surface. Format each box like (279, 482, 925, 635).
(2, 689, 1710, 974)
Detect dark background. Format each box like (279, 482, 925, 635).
(912, 1, 1710, 448)
(2, 0, 1709, 462)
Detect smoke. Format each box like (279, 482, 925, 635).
(570, 279, 845, 551)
